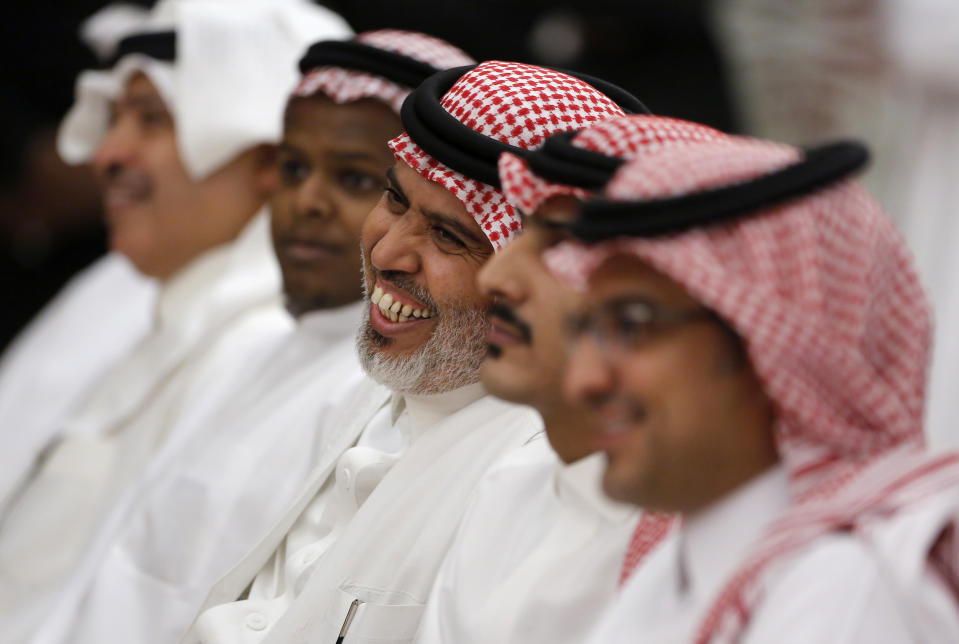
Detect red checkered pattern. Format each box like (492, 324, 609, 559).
(293, 30, 474, 115)
(498, 115, 726, 216)
(545, 134, 959, 642)
(388, 60, 626, 250)
(619, 511, 677, 586)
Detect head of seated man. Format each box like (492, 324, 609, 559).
(94, 72, 276, 279)
(58, 3, 353, 282)
(481, 115, 729, 464)
(548, 125, 916, 518)
(270, 30, 475, 316)
(564, 250, 777, 512)
(355, 59, 635, 396)
(546, 121, 959, 643)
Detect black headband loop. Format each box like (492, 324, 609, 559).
(298, 40, 442, 89)
(105, 30, 176, 68)
(523, 130, 625, 191)
(400, 64, 649, 189)
(560, 140, 870, 241)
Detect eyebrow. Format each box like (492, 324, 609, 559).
(385, 167, 409, 204)
(387, 166, 489, 250)
(422, 209, 486, 247)
(124, 93, 167, 108)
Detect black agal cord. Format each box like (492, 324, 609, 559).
(560, 140, 870, 241)
(106, 30, 176, 67)
(298, 40, 442, 89)
(400, 64, 649, 188)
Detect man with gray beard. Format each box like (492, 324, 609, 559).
(184, 60, 641, 643)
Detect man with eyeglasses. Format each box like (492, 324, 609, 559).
(415, 114, 728, 644)
(546, 119, 959, 642)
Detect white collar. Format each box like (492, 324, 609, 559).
(391, 381, 487, 444)
(557, 452, 637, 524)
(680, 464, 789, 602)
(155, 209, 280, 332)
(295, 300, 364, 344)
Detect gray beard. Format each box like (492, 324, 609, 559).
(355, 276, 490, 395)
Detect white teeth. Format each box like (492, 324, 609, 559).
(374, 286, 435, 322)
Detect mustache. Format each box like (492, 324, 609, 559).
(488, 302, 532, 344)
(101, 164, 152, 192)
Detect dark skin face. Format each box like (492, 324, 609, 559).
(94, 74, 275, 279)
(270, 95, 403, 315)
(564, 254, 779, 513)
(478, 196, 599, 463)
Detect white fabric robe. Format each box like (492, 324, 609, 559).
(0, 253, 157, 515)
(182, 386, 544, 644)
(415, 445, 639, 644)
(585, 466, 959, 643)
(28, 303, 365, 644)
(0, 211, 293, 643)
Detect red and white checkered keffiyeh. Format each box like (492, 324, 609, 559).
(293, 29, 474, 115)
(388, 60, 627, 250)
(545, 134, 959, 642)
(498, 115, 727, 217)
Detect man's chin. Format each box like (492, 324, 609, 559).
(480, 356, 536, 405)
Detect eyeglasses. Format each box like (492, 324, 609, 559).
(565, 296, 718, 355)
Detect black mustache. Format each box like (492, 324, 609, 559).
(488, 302, 532, 344)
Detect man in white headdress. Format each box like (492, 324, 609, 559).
(0, 1, 352, 641)
(26, 29, 478, 644)
(181, 60, 642, 643)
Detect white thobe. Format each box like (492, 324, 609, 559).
(28, 303, 365, 644)
(415, 446, 639, 644)
(184, 384, 544, 644)
(0, 211, 293, 643)
(0, 253, 157, 514)
(586, 466, 959, 643)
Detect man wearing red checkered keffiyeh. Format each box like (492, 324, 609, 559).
(544, 121, 959, 643)
(415, 115, 723, 644)
(179, 61, 643, 644)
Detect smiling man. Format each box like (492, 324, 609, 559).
(0, 1, 352, 641)
(20, 30, 476, 644)
(414, 115, 728, 644)
(545, 120, 959, 642)
(183, 60, 639, 643)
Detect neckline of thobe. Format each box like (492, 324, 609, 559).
(390, 381, 487, 445)
(680, 464, 789, 604)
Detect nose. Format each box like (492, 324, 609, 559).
(367, 205, 421, 275)
(293, 172, 336, 220)
(477, 232, 528, 303)
(564, 334, 617, 409)
(92, 115, 138, 177)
